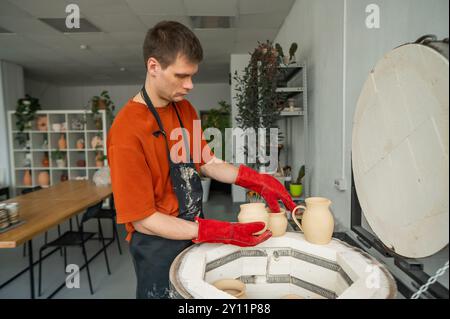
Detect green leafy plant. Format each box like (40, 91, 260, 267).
(289, 42, 298, 63)
(87, 90, 116, 128)
(201, 100, 231, 160)
(294, 165, 305, 185)
(234, 40, 284, 170)
(275, 43, 284, 64)
(51, 150, 66, 161)
(15, 94, 41, 145)
(95, 152, 107, 161)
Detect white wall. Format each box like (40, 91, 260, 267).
(0, 60, 25, 187)
(230, 54, 251, 202)
(274, 0, 449, 230)
(24, 78, 230, 114)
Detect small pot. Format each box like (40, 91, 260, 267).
(56, 159, 66, 168)
(213, 279, 246, 299)
(36, 116, 48, 132)
(289, 183, 303, 197)
(76, 139, 85, 150)
(52, 123, 61, 132)
(267, 208, 288, 237)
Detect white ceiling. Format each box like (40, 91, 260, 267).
(0, 0, 295, 85)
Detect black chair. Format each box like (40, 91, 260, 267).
(93, 196, 122, 255)
(21, 187, 62, 257)
(37, 201, 111, 296)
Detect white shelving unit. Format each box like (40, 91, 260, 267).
(7, 110, 108, 197)
(277, 62, 309, 198)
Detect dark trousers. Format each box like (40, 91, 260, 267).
(129, 231, 192, 299)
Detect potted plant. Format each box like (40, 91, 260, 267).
(201, 100, 231, 161)
(234, 40, 283, 172)
(87, 90, 115, 129)
(275, 43, 286, 65)
(52, 150, 66, 168)
(288, 42, 298, 64)
(290, 165, 305, 197)
(95, 152, 107, 167)
(15, 94, 41, 146)
(275, 42, 298, 65)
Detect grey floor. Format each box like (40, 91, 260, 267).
(0, 191, 447, 299)
(0, 191, 238, 299)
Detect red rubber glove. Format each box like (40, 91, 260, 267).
(235, 165, 296, 213)
(193, 217, 272, 247)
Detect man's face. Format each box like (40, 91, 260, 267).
(152, 54, 198, 103)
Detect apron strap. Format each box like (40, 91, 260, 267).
(141, 86, 193, 163)
(172, 103, 193, 163)
(141, 86, 172, 161)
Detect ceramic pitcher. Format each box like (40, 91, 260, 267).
(291, 197, 334, 245)
(238, 203, 268, 235)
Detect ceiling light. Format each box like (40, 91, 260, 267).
(39, 18, 101, 33)
(190, 16, 235, 29)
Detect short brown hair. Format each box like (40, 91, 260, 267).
(143, 21, 203, 69)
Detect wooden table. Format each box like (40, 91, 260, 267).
(0, 180, 112, 298)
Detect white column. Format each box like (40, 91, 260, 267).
(0, 60, 25, 187)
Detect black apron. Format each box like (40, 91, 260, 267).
(129, 87, 203, 299)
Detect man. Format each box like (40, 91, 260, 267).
(107, 21, 296, 299)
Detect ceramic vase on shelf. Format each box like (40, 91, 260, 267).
(56, 159, 66, 168)
(58, 134, 67, 150)
(37, 171, 50, 187)
(91, 136, 103, 149)
(42, 153, 49, 167)
(95, 153, 104, 167)
(76, 138, 85, 150)
(23, 170, 32, 186)
(60, 173, 68, 182)
(237, 203, 269, 235)
(291, 197, 334, 245)
(77, 159, 86, 167)
(36, 115, 48, 131)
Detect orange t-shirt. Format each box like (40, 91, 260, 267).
(107, 99, 214, 241)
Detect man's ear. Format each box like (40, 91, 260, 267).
(147, 57, 160, 76)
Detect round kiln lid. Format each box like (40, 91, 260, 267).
(352, 39, 449, 258)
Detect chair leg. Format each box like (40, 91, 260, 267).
(63, 247, 67, 269)
(23, 244, 26, 257)
(81, 242, 94, 295)
(76, 215, 80, 230)
(57, 225, 63, 256)
(98, 219, 111, 275)
(38, 247, 44, 297)
(112, 219, 122, 255)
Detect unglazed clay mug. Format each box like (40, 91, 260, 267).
(291, 197, 334, 245)
(237, 203, 269, 235)
(267, 208, 288, 237)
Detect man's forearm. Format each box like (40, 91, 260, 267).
(200, 158, 239, 184)
(132, 212, 199, 240)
